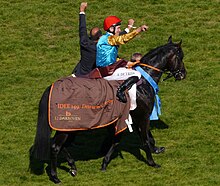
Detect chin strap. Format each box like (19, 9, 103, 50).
(162, 72, 174, 81)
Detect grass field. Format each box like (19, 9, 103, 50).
(0, 0, 219, 185)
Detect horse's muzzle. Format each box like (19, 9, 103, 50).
(174, 69, 187, 80)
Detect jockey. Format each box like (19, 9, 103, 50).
(73, 3, 136, 76)
(96, 16, 149, 108)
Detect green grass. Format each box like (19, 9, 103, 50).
(0, 0, 219, 185)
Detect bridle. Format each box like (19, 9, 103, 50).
(136, 49, 183, 81)
(165, 51, 184, 81)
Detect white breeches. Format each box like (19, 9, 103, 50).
(104, 67, 141, 110)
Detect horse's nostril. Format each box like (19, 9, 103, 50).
(181, 73, 186, 79)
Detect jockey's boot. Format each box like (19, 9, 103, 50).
(116, 76, 139, 103)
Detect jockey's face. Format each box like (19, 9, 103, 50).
(114, 25, 121, 36)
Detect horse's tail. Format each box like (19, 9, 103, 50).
(30, 86, 52, 170)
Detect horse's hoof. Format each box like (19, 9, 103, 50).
(49, 176, 61, 184)
(46, 166, 61, 184)
(154, 147, 165, 154)
(154, 164, 161, 168)
(100, 167, 106, 172)
(147, 161, 161, 168)
(69, 169, 77, 177)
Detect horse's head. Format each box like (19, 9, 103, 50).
(165, 36, 187, 81)
(139, 36, 187, 82)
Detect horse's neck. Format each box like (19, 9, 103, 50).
(144, 54, 170, 83)
(142, 45, 174, 83)
(144, 68, 162, 84)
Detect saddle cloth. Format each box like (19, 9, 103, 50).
(49, 76, 130, 135)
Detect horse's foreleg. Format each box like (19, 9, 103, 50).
(145, 135, 161, 168)
(101, 133, 122, 171)
(48, 132, 68, 184)
(147, 130, 165, 154)
(139, 120, 161, 168)
(136, 118, 164, 154)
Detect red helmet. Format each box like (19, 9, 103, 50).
(103, 16, 121, 31)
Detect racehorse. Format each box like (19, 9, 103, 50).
(29, 36, 186, 184)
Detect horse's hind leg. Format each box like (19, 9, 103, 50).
(100, 125, 115, 155)
(101, 133, 122, 171)
(62, 147, 77, 176)
(61, 134, 77, 177)
(47, 132, 69, 184)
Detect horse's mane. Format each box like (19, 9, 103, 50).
(141, 43, 175, 65)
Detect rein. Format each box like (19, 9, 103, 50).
(137, 62, 181, 82)
(134, 61, 172, 81)
(131, 52, 182, 81)
(129, 60, 162, 73)
(138, 63, 162, 73)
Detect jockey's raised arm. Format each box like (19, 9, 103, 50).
(96, 15, 148, 106)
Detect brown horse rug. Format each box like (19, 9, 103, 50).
(48, 76, 130, 135)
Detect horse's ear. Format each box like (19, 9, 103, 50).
(168, 35, 172, 44)
(177, 39, 182, 48)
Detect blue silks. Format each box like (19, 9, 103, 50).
(135, 66, 161, 120)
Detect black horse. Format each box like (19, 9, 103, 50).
(29, 36, 186, 184)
